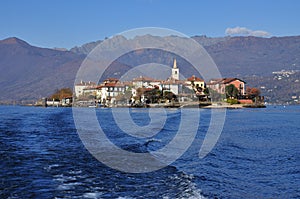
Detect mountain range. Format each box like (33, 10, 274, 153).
(1, 35, 300, 104)
(0, 37, 84, 102)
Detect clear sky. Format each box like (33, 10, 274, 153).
(1, 0, 299, 49)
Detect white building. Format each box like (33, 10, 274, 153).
(74, 81, 96, 98)
(97, 82, 126, 104)
(161, 79, 183, 95)
(132, 76, 157, 88)
(185, 75, 206, 95)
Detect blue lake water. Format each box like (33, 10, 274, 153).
(0, 105, 299, 198)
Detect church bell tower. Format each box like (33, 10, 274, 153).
(171, 58, 179, 80)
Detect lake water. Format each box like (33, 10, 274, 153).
(0, 105, 299, 198)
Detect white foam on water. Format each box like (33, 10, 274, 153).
(53, 174, 77, 182)
(68, 170, 82, 175)
(44, 164, 60, 171)
(57, 184, 73, 191)
(54, 172, 84, 192)
(57, 182, 83, 190)
(167, 173, 207, 199)
(83, 192, 103, 198)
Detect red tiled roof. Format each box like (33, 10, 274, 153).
(104, 78, 119, 81)
(223, 78, 246, 84)
(187, 75, 204, 82)
(83, 86, 98, 90)
(222, 78, 238, 84)
(161, 79, 186, 85)
(95, 85, 104, 89)
(208, 78, 246, 85)
(99, 82, 126, 88)
(123, 81, 133, 86)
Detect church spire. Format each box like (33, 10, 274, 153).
(173, 58, 177, 69)
(171, 58, 179, 80)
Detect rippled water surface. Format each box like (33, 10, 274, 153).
(0, 105, 299, 198)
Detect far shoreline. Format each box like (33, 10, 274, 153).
(30, 101, 266, 109)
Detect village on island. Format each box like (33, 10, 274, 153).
(38, 59, 265, 108)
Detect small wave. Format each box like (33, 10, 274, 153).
(83, 192, 103, 198)
(166, 172, 207, 199)
(68, 170, 82, 175)
(226, 142, 246, 151)
(53, 174, 77, 182)
(57, 184, 72, 191)
(57, 182, 83, 191)
(120, 143, 148, 153)
(44, 164, 60, 171)
(145, 138, 161, 144)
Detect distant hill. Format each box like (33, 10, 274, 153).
(70, 35, 300, 77)
(70, 40, 102, 55)
(242, 71, 300, 104)
(69, 35, 230, 55)
(191, 35, 231, 47)
(0, 37, 83, 102)
(206, 36, 300, 77)
(1, 35, 300, 104)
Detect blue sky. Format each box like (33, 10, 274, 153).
(1, 0, 299, 49)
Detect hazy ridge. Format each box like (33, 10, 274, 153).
(1, 35, 300, 104)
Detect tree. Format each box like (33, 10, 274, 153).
(250, 87, 261, 98)
(49, 88, 73, 100)
(208, 88, 226, 102)
(116, 88, 132, 103)
(246, 87, 261, 99)
(204, 88, 210, 95)
(225, 84, 239, 99)
(144, 88, 161, 103)
(164, 91, 177, 101)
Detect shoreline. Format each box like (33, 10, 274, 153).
(2, 101, 266, 109)
(203, 103, 266, 109)
(71, 101, 266, 109)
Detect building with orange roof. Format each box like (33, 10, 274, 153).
(186, 75, 206, 92)
(207, 78, 246, 96)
